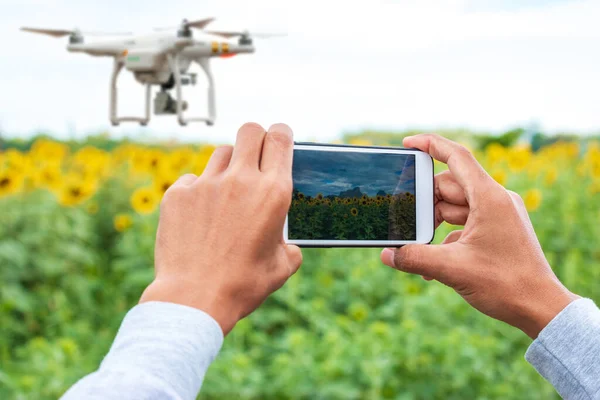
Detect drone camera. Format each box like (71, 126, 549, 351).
(154, 91, 188, 115)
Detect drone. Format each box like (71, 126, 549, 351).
(21, 18, 281, 126)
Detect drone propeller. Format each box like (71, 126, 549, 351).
(204, 29, 286, 39)
(21, 27, 132, 38)
(184, 18, 215, 29)
(154, 17, 215, 32)
(21, 27, 73, 37)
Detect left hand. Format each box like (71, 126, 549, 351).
(140, 122, 303, 335)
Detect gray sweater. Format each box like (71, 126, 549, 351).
(61, 299, 600, 399)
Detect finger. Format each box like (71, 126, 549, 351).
(202, 145, 233, 177)
(435, 171, 468, 206)
(381, 244, 460, 287)
(442, 230, 463, 244)
(403, 134, 494, 203)
(435, 201, 469, 228)
(260, 123, 294, 174)
(272, 245, 303, 291)
(170, 173, 198, 188)
(421, 229, 464, 282)
(229, 122, 267, 170)
(285, 245, 303, 277)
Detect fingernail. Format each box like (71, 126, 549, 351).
(381, 248, 395, 267)
(268, 123, 293, 137)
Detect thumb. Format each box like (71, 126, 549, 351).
(381, 244, 458, 285)
(285, 244, 303, 277)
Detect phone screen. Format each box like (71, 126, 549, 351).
(289, 149, 416, 241)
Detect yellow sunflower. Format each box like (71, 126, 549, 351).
(131, 187, 159, 214)
(485, 143, 506, 166)
(524, 189, 542, 212)
(350, 207, 358, 217)
(3, 149, 28, 173)
(153, 170, 178, 195)
(146, 149, 164, 172)
(507, 146, 532, 172)
(544, 167, 558, 186)
(0, 170, 24, 196)
(30, 139, 69, 162)
(35, 165, 62, 191)
(192, 145, 216, 175)
(114, 213, 133, 232)
(316, 193, 323, 200)
(57, 178, 96, 207)
(72, 146, 110, 177)
(168, 148, 195, 172)
(491, 169, 507, 187)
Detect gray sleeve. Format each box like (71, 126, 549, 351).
(60, 301, 224, 400)
(525, 298, 600, 400)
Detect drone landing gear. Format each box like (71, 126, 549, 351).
(166, 53, 216, 126)
(109, 59, 151, 127)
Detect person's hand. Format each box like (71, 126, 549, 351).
(380, 134, 580, 339)
(139, 122, 303, 335)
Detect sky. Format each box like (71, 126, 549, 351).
(1, 0, 599, 144)
(292, 150, 415, 197)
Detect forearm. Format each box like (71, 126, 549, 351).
(525, 298, 600, 400)
(61, 301, 223, 400)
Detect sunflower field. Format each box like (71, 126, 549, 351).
(288, 192, 416, 241)
(1, 132, 600, 399)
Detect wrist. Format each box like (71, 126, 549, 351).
(517, 277, 580, 339)
(139, 279, 239, 335)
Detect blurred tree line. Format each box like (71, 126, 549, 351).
(2, 126, 600, 154)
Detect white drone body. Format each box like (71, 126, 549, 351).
(21, 18, 276, 126)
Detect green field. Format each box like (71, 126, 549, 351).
(1, 131, 600, 399)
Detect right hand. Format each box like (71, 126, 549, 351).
(380, 134, 579, 339)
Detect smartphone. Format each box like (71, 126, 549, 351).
(284, 142, 434, 247)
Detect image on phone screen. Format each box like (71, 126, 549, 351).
(289, 149, 416, 241)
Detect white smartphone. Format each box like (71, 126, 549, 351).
(284, 142, 435, 247)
